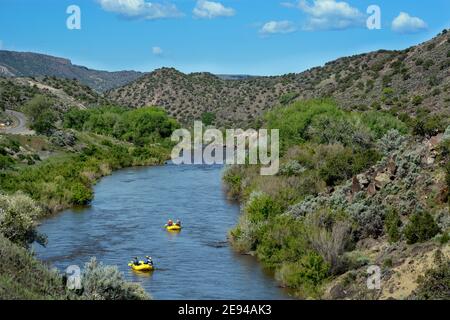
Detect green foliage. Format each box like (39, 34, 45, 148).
(23, 95, 57, 134)
(279, 92, 299, 105)
(412, 95, 423, 106)
(201, 112, 216, 126)
(0, 193, 46, 247)
(245, 192, 284, 223)
(265, 99, 341, 149)
(32, 109, 58, 135)
(412, 115, 448, 137)
(385, 209, 402, 243)
(318, 145, 380, 186)
(64, 106, 179, 145)
(403, 212, 440, 244)
(223, 166, 244, 199)
(63, 108, 92, 130)
(70, 182, 93, 205)
(360, 111, 407, 139)
(414, 256, 450, 300)
(0, 135, 169, 212)
(265, 99, 406, 151)
(0, 235, 71, 299)
(275, 252, 330, 298)
(81, 258, 150, 300)
(0, 154, 15, 170)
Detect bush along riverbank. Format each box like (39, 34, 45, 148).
(224, 99, 450, 299)
(0, 103, 179, 299)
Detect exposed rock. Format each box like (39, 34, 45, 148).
(387, 158, 397, 177)
(374, 172, 391, 189)
(352, 176, 361, 194)
(428, 134, 443, 150)
(367, 182, 377, 196)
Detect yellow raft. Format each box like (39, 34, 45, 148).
(166, 225, 182, 231)
(128, 261, 154, 272)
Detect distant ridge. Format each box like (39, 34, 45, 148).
(107, 30, 450, 126)
(0, 50, 144, 92)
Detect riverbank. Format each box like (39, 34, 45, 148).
(222, 100, 450, 299)
(0, 106, 179, 299)
(0, 131, 171, 299)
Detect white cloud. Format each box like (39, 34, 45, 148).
(392, 12, 427, 34)
(97, 0, 183, 20)
(286, 0, 365, 31)
(152, 46, 163, 56)
(193, 0, 235, 19)
(260, 21, 297, 35)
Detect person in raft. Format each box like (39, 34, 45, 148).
(175, 220, 182, 227)
(145, 256, 153, 266)
(133, 257, 140, 266)
(166, 219, 174, 227)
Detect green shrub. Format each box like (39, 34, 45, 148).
(412, 95, 423, 106)
(279, 92, 299, 105)
(0, 154, 14, 170)
(201, 112, 216, 126)
(70, 182, 93, 205)
(64, 106, 179, 145)
(0, 235, 70, 299)
(81, 258, 150, 300)
(23, 95, 57, 135)
(275, 252, 329, 298)
(318, 145, 380, 186)
(245, 192, 284, 223)
(414, 257, 450, 300)
(403, 212, 440, 244)
(0, 193, 46, 247)
(385, 209, 402, 243)
(255, 214, 308, 267)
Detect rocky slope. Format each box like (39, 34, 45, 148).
(0, 76, 110, 112)
(0, 51, 144, 92)
(107, 30, 450, 127)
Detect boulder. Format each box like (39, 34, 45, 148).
(352, 176, 361, 194)
(374, 172, 390, 188)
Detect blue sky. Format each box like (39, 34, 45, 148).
(0, 0, 449, 75)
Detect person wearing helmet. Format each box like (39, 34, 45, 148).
(166, 219, 174, 227)
(175, 220, 182, 227)
(145, 256, 153, 266)
(133, 257, 140, 266)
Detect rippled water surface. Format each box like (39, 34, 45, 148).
(34, 164, 291, 299)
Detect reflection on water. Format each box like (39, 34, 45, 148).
(34, 163, 291, 300)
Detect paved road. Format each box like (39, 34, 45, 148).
(0, 110, 35, 135)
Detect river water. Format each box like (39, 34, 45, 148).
(33, 163, 291, 299)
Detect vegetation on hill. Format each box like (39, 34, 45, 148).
(107, 30, 450, 128)
(0, 77, 110, 113)
(223, 99, 450, 299)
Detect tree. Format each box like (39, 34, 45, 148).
(23, 95, 57, 135)
(403, 212, 440, 244)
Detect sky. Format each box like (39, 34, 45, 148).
(0, 0, 449, 75)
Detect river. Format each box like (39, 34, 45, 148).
(33, 163, 291, 299)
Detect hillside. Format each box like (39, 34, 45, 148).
(0, 51, 144, 92)
(107, 30, 450, 127)
(0, 76, 110, 112)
